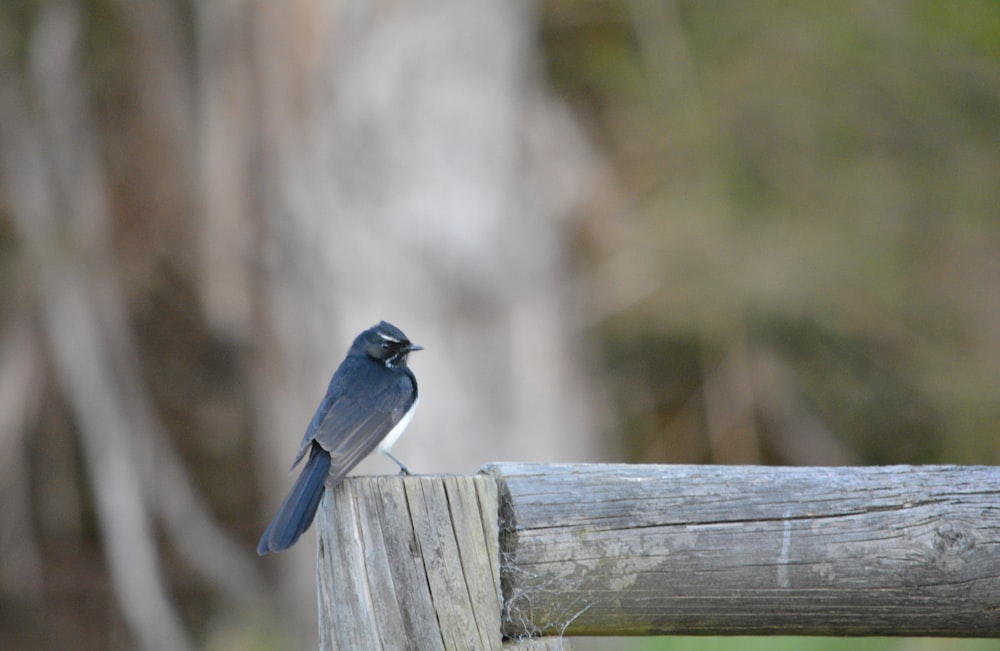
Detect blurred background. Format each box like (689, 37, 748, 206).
(0, 1, 998, 650)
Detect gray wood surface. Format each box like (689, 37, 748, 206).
(483, 463, 1000, 637)
(503, 637, 574, 650)
(317, 475, 502, 650)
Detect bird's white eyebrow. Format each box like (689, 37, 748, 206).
(377, 331, 401, 343)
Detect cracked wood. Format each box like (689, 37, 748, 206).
(484, 463, 1000, 637)
(317, 475, 502, 650)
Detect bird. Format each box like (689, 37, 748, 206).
(257, 320, 422, 555)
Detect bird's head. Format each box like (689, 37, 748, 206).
(360, 321, 422, 367)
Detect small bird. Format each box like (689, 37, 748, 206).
(257, 321, 422, 555)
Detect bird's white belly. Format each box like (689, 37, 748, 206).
(378, 397, 417, 453)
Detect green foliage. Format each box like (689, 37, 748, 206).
(635, 637, 1000, 651)
(543, 0, 1000, 465)
(574, 636, 1000, 651)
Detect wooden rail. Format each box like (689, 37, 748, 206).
(317, 464, 1000, 649)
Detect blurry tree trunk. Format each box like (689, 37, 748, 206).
(0, 5, 192, 649)
(0, 316, 45, 601)
(1, 2, 267, 648)
(190, 0, 610, 641)
(4, 0, 610, 647)
(255, 0, 609, 465)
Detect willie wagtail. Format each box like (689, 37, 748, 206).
(257, 321, 422, 554)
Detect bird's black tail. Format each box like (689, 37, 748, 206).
(257, 443, 331, 555)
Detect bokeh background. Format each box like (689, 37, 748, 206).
(0, 1, 998, 650)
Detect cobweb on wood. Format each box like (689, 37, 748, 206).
(497, 482, 598, 642)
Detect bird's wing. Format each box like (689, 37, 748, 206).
(312, 372, 416, 485)
(289, 388, 337, 469)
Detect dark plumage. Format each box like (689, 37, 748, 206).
(257, 321, 421, 555)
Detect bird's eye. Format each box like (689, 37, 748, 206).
(380, 341, 390, 349)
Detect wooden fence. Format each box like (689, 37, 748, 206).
(316, 463, 1000, 650)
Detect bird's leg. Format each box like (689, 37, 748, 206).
(384, 450, 411, 476)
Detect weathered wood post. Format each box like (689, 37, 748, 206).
(316, 475, 497, 650)
(316, 475, 573, 650)
(317, 464, 1000, 647)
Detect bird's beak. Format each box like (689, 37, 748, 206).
(405, 343, 424, 352)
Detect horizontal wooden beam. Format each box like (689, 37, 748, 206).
(484, 463, 1000, 638)
(317, 464, 1000, 644)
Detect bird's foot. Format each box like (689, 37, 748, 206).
(384, 450, 411, 476)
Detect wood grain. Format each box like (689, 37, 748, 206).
(484, 463, 1000, 637)
(317, 475, 502, 650)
